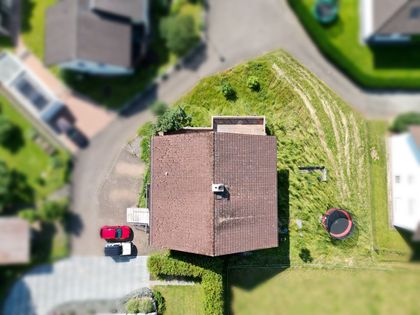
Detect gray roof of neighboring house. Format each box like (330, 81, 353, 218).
(410, 125, 420, 149)
(0, 217, 30, 265)
(45, 0, 135, 67)
(373, 0, 420, 36)
(92, 0, 147, 23)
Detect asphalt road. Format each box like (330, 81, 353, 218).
(70, 0, 420, 255)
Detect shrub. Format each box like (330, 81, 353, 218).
(160, 14, 199, 56)
(19, 208, 40, 223)
(0, 115, 16, 145)
(151, 101, 168, 116)
(152, 290, 166, 314)
(154, 106, 192, 134)
(126, 297, 154, 314)
(220, 81, 236, 100)
(148, 252, 224, 315)
(390, 112, 420, 133)
(247, 76, 260, 91)
(0, 161, 12, 212)
(39, 199, 68, 222)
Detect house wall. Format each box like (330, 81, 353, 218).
(59, 59, 133, 76)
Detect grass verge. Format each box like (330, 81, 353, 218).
(153, 285, 204, 315)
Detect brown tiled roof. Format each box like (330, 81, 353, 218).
(0, 217, 30, 265)
(150, 131, 278, 256)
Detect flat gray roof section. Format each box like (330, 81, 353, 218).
(0, 217, 30, 265)
(45, 0, 132, 68)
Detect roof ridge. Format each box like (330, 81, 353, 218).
(375, 0, 412, 34)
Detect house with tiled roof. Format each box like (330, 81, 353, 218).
(150, 116, 278, 257)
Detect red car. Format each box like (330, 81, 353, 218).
(100, 226, 131, 241)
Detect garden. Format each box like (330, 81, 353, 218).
(18, 0, 205, 108)
(288, 0, 420, 89)
(136, 49, 419, 315)
(0, 93, 71, 304)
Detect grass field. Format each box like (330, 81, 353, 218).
(367, 121, 410, 258)
(288, 0, 420, 89)
(175, 49, 373, 266)
(153, 285, 204, 315)
(229, 267, 420, 315)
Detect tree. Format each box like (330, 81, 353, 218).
(154, 106, 192, 133)
(160, 14, 199, 56)
(0, 161, 13, 212)
(0, 115, 16, 145)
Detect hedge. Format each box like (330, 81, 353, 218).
(148, 252, 224, 315)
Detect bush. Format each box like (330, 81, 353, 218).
(0, 161, 12, 212)
(126, 297, 154, 314)
(160, 14, 199, 56)
(148, 252, 224, 315)
(247, 76, 260, 91)
(19, 208, 40, 223)
(151, 101, 168, 116)
(0, 115, 16, 145)
(39, 199, 68, 222)
(152, 290, 166, 314)
(220, 81, 236, 100)
(154, 106, 192, 134)
(390, 112, 420, 133)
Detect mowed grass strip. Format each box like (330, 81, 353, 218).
(153, 285, 204, 315)
(229, 267, 420, 315)
(367, 121, 410, 257)
(176, 50, 372, 265)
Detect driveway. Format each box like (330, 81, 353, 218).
(70, 0, 420, 255)
(2, 256, 150, 315)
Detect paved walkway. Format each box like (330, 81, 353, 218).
(2, 256, 150, 315)
(2, 256, 192, 315)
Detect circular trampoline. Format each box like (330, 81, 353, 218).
(321, 208, 354, 240)
(313, 0, 338, 25)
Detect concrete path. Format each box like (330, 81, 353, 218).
(70, 0, 420, 255)
(2, 256, 150, 315)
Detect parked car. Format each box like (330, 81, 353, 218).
(100, 226, 132, 241)
(104, 242, 132, 257)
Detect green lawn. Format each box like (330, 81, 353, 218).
(229, 267, 420, 315)
(21, 0, 57, 59)
(153, 285, 204, 315)
(367, 121, 410, 259)
(20, 0, 204, 108)
(289, 0, 420, 89)
(0, 93, 69, 203)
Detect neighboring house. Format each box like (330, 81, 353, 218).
(361, 0, 420, 43)
(0, 217, 30, 265)
(149, 116, 278, 257)
(389, 126, 420, 241)
(45, 0, 149, 75)
(0, 0, 19, 41)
